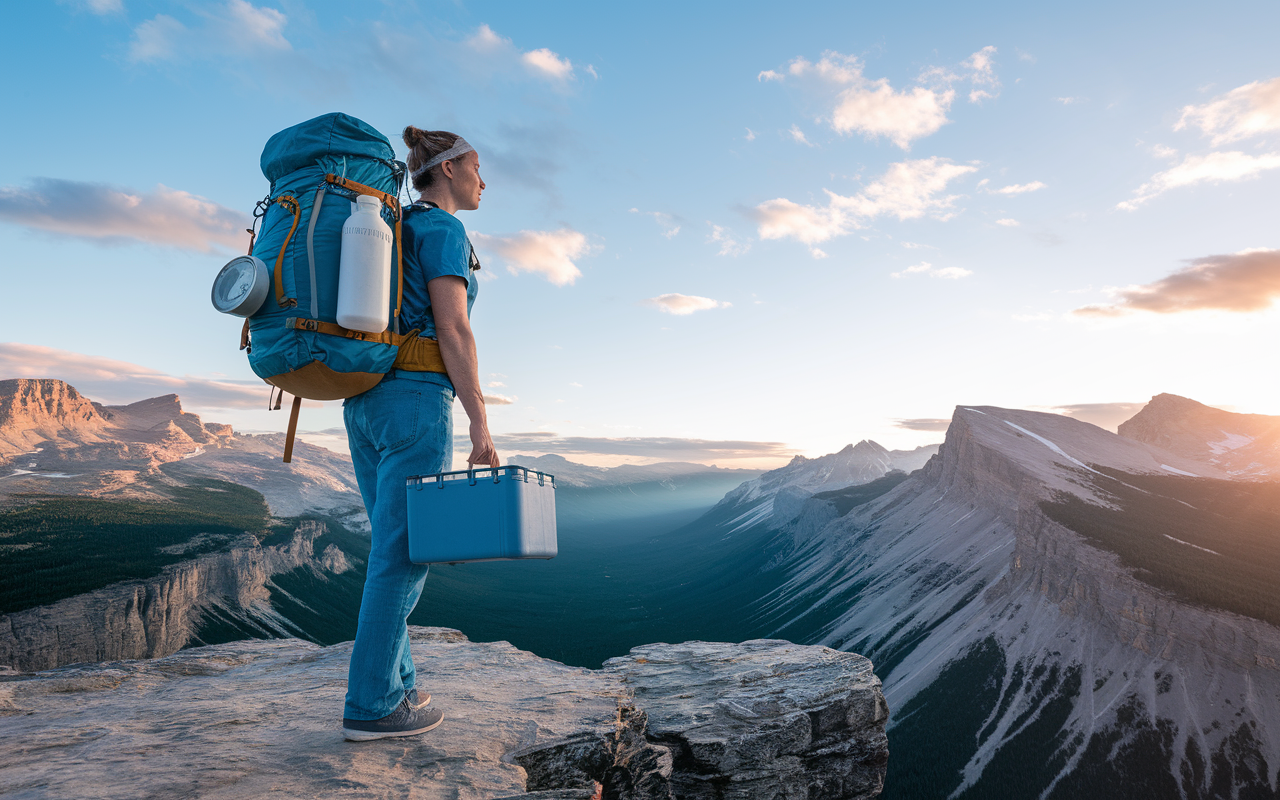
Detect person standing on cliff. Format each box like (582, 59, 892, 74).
(340, 128, 499, 741)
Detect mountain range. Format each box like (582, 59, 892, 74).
(5, 377, 1280, 798)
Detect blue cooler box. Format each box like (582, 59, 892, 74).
(405, 466, 557, 564)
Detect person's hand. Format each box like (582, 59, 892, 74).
(467, 419, 500, 467)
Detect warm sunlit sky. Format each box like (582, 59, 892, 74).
(2, 1, 1279, 468)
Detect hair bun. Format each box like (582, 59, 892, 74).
(402, 125, 428, 149)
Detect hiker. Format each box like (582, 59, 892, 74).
(340, 127, 499, 741)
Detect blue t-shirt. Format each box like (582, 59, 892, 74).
(395, 204, 480, 384)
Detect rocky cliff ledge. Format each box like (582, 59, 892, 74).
(0, 628, 887, 800)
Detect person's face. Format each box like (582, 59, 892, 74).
(448, 151, 485, 211)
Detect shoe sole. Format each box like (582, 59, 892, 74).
(342, 712, 444, 742)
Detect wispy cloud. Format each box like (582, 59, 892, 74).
(995, 218, 1020, 227)
(990, 181, 1046, 195)
(1118, 150, 1280, 209)
(762, 47, 998, 149)
(641, 293, 731, 315)
(962, 46, 1000, 103)
(630, 208, 681, 238)
(0, 343, 266, 410)
(1045, 402, 1147, 432)
(471, 229, 590, 286)
(129, 1, 290, 63)
(890, 262, 972, 279)
(522, 47, 574, 81)
(751, 157, 978, 253)
(893, 418, 951, 432)
(60, 0, 124, 13)
(483, 392, 516, 405)
(491, 431, 797, 462)
(707, 224, 749, 256)
(789, 124, 816, 146)
(0, 178, 249, 252)
(1177, 77, 1280, 145)
(1073, 249, 1280, 315)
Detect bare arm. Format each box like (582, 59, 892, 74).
(427, 275, 500, 467)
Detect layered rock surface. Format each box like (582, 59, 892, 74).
(0, 628, 887, 800)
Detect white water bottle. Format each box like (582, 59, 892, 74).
(336, 194, 393, 333)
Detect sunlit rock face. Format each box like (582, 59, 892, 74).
(0, 379, 364, 518)
(719, 401, 1280, 798)
(0, 629, 888, 800)
(1118, 392, 1280, 478)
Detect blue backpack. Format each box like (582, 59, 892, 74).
(239, 113, 445, 460)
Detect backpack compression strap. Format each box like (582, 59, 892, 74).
(271, 195, 302, 308)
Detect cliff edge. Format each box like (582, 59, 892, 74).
(0, 628, 887, 800)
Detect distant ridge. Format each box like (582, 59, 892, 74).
(1119, 392, 1280, 477)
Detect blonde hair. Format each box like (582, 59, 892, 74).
(403, 126, 471, 191)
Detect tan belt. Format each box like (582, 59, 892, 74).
(284, 317, 447, 373)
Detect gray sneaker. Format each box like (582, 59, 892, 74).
(343, 696, 444, 742)
(406, 688, 431, 711)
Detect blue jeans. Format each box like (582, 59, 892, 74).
(342, 372, 454, 720)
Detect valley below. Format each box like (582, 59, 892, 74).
(5, 378, 1280, 799)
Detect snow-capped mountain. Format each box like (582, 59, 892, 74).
(712, 440, 939, 533)
(703, 401, 1280, 798)
(1119, 392, 1280, 478)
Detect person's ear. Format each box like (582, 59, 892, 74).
(440, 159, 455, 181)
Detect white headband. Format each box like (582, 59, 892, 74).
(410, 137, 474, 178)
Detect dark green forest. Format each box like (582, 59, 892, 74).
(1041, 469, 1280, 627)
(0, 480, 269, 614)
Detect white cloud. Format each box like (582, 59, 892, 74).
(471, 228, 589, 286)
(585, 64, 599, 79)
(487, 381, 506, 388)
(1056, 97, 1084, 105)
(752, 157, 977, 252)
(962, 46, 1000, 103)
(0, 178, 250, 252)
(483, 393, 516, 405)
(0, 344, 266, 410)
(990, 181, 1046, 195)
(744, 128, 757, 141)
(631, 209, 681, 238)
(1118, 150, 1280, 210)
(641, 294, 731, 315)
(522, 48, 574, 81)
(890, 262, 973, 279)
(128, 15, 185, 62)
(1177, 77, 1280, 145)
(128, 2, 290, 63)
(996, 218, 1020, 226)
(707, 224, 749, 256)
(765, 48, 997, 149)
(466, 23, 510, 51)
(789, 124, 816, 146)
(224, 0, 289, 51)
(1151, 144, 1179, 159)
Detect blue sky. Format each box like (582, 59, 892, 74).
(3, 1, 1279, 467)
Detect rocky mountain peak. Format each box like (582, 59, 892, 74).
(1118, 393, 1280, 477)
(925, 405, 1227, 503)
(0, 378, 109, 457)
